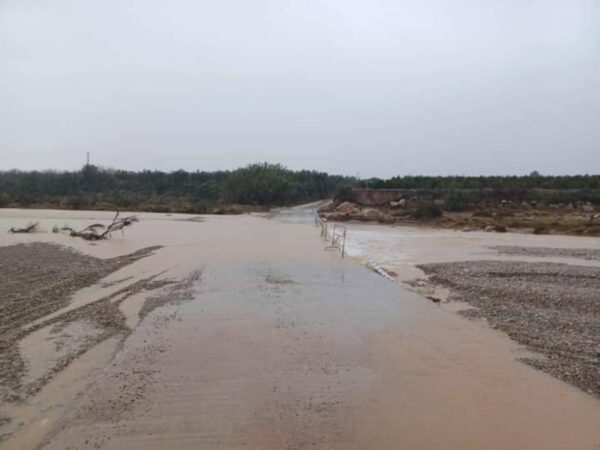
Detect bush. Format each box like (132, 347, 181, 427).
(413, 201, 443, 219)
(473, 209, 493, 217)
(0, 193, 10, 207)
(334, 185, 357, 203)
(443, 190, 470, 212)
(223, 163, 292, 205)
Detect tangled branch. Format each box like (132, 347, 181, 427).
(9, 222, 39, 234)
(63, 212, 138, 240)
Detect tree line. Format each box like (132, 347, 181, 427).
(355, 174, 600, 207)
(0, 164, 598, 213)
(0, 163, 353, 213)
(360, 174, 600, 190)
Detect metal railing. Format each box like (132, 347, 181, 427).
(326, 224, 347, 258)
(314, 213, 328, 238)
(314, 214, 393, 280)
(315, 214, 346, 258)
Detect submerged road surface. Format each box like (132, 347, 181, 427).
(1, 208, 599, 449)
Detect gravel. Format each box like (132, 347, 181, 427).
(489, 245, 600, 261)
(0, 243, 161, 401)
(418, 260, 600, 398)
(0, 242, 205, 442)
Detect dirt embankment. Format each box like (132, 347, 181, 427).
(320, 196, 600, 236)
(418, 254, 600, 398)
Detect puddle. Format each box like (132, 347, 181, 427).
(1, 337, 120, 450)
(19, 321, 102, 387)
(119, 291, 152, 330)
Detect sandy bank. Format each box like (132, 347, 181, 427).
(420, 259, 600, 398)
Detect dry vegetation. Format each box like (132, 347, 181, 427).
(320, 196, 600, 236)
(8, 223, 39, 234)
(59, 212, 138, 240)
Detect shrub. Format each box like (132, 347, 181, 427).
(223, 163, 291, 205)
(443, 190, 470, 212)
(334, 185, 357, 203)
(472, 209, 493, 217)
(0, 193, 10, 207)
(413, 200, 443, 219)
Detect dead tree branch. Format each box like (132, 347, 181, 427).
(9, 222, 39, 234)
(63, 212, 138, 240)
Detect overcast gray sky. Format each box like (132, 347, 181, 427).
(1, 0, 599, 177)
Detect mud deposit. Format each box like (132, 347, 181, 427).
(0, 241, 204, 443)
(420, 260, 600, 397)
(0, 243, 162, 400)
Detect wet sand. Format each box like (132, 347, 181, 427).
(1, 209, 600, 449)
(0, 243, 161, 402)
(418, 259, 600, 397)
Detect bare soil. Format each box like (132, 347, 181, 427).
(419, 259, 600, 398)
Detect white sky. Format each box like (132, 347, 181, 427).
(1, 0, 599, 177)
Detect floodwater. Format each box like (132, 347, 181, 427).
(0, 208, 599, 449)
(342, 221, 600, 281)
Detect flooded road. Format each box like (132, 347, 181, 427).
(1, 208, 599, 449)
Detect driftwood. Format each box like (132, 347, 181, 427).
(63, 212, 138, 240)
(9, 222, 39, 233)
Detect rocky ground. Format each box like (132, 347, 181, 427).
(490, 245, 600, 261)
(418, 259, 600, 398)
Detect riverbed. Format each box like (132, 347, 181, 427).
(1, 208, 599, 449)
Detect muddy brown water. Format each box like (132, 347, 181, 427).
(342, 221, 600, 281)
(0, 208, 599, 449)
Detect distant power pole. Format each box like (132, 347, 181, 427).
(86, 152, 91, 167)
